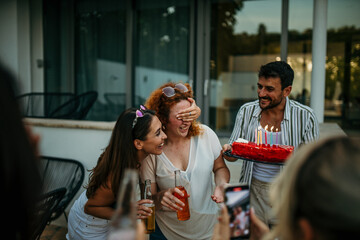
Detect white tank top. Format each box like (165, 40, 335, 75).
(252, 127, 282, 182)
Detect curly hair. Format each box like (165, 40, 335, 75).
(145, 82, 202, 137)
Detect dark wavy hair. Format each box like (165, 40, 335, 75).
(258, 61, 294, 90)
(145, 82, 203, 138)
(86, 108, 156, 199)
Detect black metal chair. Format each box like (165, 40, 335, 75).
(40, 156, 85, 222)
(31, 188, 66, 240)
(50, 91, 98, 120)
(16, 92, 75, 118)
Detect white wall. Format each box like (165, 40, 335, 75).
(32, 125, 113, 217)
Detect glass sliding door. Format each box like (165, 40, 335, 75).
(134, 0, 191, 104)
(43, 0, 74, 93)
(208, 0, 281, 134)
(325, 0, 360, 130)
(288, 0, 313, 106)
(44, 0, 191, 121)
(75, 0, 127, 120)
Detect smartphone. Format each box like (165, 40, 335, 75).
(224, 184, 251, 239)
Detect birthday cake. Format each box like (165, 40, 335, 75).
(231, 138, 294, 163)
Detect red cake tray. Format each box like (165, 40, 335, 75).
(224, 142, 294, 165)
(224, 150, 285, 165)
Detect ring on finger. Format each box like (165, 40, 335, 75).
(189, 112, 191, 116)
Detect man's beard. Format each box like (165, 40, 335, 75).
(259, 96, 283, 110)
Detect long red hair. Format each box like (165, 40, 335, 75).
(145, 82, 203, 137)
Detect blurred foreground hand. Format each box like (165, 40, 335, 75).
(249, 208, 270, 240)
(25, 125, 41, 158)
(212, 204, 230, 240)
(136, 221, 146, 240)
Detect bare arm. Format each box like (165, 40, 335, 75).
(85, 184, 154, 220)
(211, 153, 230, 203)
(84, 186, 116, 220)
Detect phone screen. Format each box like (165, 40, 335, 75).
(225, 184, 251, 239)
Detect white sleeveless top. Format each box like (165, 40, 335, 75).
(66, 191, 110, 240)
(140, 124, 221, 240)
(67, 187, 141, 240)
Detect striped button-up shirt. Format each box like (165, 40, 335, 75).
(229, 97, 319, 184)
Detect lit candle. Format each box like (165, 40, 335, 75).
(257, 126, 261, 145)
(255, 127, 257, 144)
(270, 126, 274, 146)
(276, 128, 279, 145)
(259, 126, 262, 146)
(264, 125, 268, 145)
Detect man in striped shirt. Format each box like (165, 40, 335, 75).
(222, 61, 319, 226)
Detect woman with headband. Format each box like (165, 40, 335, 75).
(67, 107, 167, 240)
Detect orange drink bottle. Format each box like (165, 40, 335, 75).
(174, 170, 190, 221)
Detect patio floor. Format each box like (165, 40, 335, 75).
(41, 225, 67, 240)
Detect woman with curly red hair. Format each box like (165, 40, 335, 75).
(140, 82, 230, 240)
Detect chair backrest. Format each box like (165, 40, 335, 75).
(40, 156, 85, 221)
(50, 91, 98, 120)
(31, 188, 66, 240)
(16, 92, 75, 118)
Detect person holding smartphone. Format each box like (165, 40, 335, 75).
(224, 184, 251, 239)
